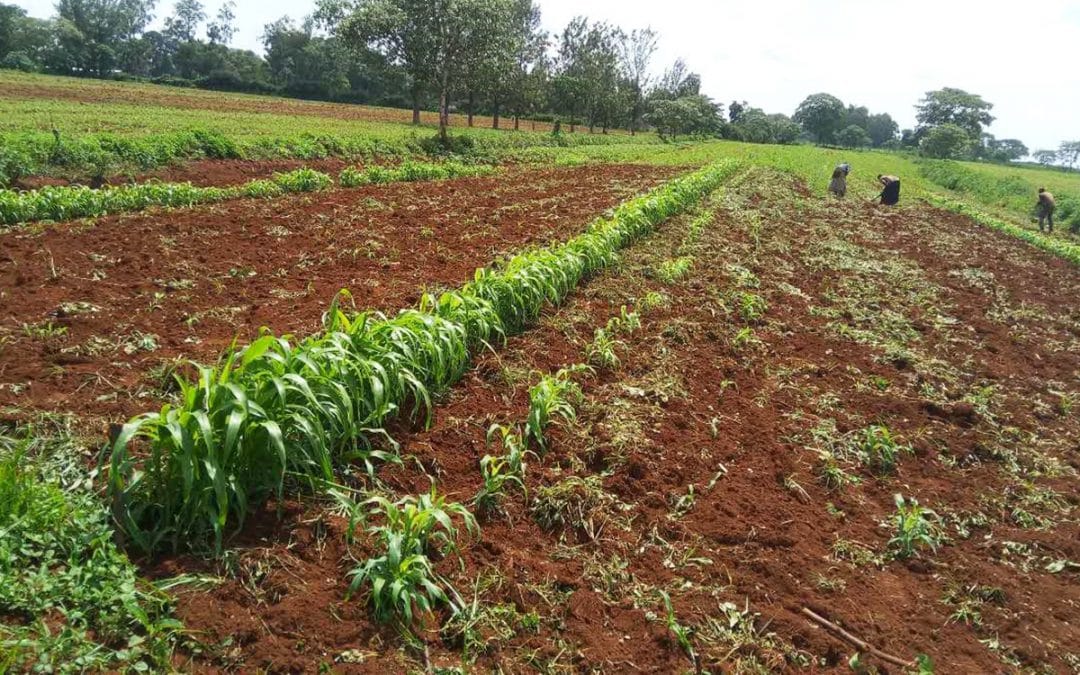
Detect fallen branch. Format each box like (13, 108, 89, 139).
(801, 607, 913, 669)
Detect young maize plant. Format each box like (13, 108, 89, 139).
(525, 365, 589, 450)
(345, 487, 477, 625)
(887, 493, 944, 559)
(107, 159, 744, 553)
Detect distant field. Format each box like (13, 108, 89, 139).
(0, 70, 602, 135)
(0, 71, 656, 184)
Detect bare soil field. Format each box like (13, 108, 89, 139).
(152, 168, 1080, 672)
(0, 164, 676, 425)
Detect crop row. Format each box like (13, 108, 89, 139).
(925, 195, 1080, 266)
(106, 158, 744, 554)
(0, 124, 655, 187)
(0, 161, 495, 226)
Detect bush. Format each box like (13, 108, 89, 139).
(0, 50, 39, 72)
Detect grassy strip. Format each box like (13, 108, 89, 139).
(0, 433, 179, 672)
(919, 159, 1080, 232)
(107, 158, 744, 555)
(925, 194, 1080, 266)
(0, 161, 495, 226)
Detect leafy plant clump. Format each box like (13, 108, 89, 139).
(887, 493, 944, 559)
(0, 441, 180, 672)
(346, 488, 477, 625)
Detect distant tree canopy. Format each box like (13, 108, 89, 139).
(919, 123, 972, 159)
(646, 94, 722, 141)
(793, 93, 897, 149)
(793, 93, 845, 145)
(916, 88, 994, 142)
(836, 124, 871, 149)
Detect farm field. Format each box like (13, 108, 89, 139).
(1, 81, 1079, 674)
(0, 72, 654, 187)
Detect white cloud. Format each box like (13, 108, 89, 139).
(14, 0, 1080, 149)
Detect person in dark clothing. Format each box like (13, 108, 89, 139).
(877, 174, 901, 205)
(1036, 187, 1055, 233)
(828, 163, 850, 198)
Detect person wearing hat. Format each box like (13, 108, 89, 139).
(828, 163, 851, 198)
(1036, 187, 1055, 233)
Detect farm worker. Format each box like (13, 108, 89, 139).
(828, 163, 850, 198)
(877, 174, 901, 206)
(1036, 188, 1055, 233)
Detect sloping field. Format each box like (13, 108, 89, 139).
(1, 110, 1078, 673)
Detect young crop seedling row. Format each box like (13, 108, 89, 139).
(0, 161, 496, 226)
(106, 159, 745, 555)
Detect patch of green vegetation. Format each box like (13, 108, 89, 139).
(0, 430, 180, 672)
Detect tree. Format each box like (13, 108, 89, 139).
(793, 93, 845, 145)
(164, 0, 206, 43)
(836, 124, 871, 148)
(206, 1, 236, 45)
(341, 0, 439, 125)
(919, 123, 972, 159)
(724, 107, 798, 145)
(915, 88, 994, 141)
(1033, 149, 1059, 167)
(981, 137, 1028, 163)
(728, 100, 746, 124)
(646, 94, 721, 141)
(842, 104, 869, 131)
(866, 113, 898, 147)
(1058, 141, 1080, 170)
(54, 0, 157, 75)
(617, 27, 656, 135)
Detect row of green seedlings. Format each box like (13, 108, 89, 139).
(106, 158, 746, 555)
(924, 194, 1080, 267)
(325, 365, 586, 629)
(0, 161, 495, 225)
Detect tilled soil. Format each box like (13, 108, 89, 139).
(156, 168, 1079, 673)
(0, 163, 678, 425)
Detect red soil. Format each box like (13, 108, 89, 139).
(156, 174, 1080, 673)
(0, 163, 677, 426)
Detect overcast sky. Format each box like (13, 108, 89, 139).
(14, 0, 1080, 151)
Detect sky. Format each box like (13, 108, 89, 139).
(13, 0, 1080, 151)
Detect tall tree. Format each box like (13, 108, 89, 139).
(866, 112, 899, 147)
(206, 1, 235, 45)
(341, 0, 438, 125)
(793, 93, 845, 145)
(617, 27, 657, 135)
(55, 0, 157, 75)
(491, 0, 545, 130)
(164, 0, 205, 43)
(1058, 141, 1080, 170)
(1033, 150, 1058, 167)
(915, 88, 994, 141)
(919, 123, 972, 159)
